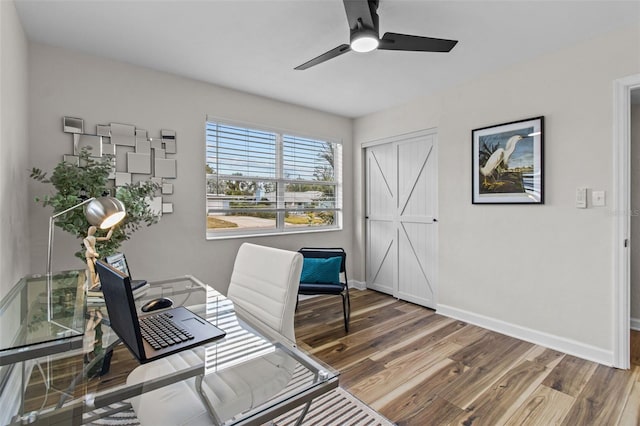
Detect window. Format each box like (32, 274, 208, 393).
(205, 120, 342, 238)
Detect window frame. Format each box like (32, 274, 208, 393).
(205, 118, 343, 240)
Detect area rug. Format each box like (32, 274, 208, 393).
(270, 387, 395, 426)
(85, 387, 394, 426)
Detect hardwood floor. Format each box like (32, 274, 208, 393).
(631, 330, 640, 367)
(20, 290, 640, 424)
(295, 289, 640, 426)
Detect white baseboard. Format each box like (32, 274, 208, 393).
(631, 317, 640, 331)
(436, 304, 614, 366)
(349, 280, 366, 290)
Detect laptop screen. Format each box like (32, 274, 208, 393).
(95, 259, 144, 360)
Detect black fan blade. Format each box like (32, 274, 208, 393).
(294, 44, 351, 70)
(343, 0, 378, 30)
(379, 32, 458, 52)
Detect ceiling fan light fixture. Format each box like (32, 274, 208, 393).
(294, 0, 459, 70)
(351, 33, 379, 53)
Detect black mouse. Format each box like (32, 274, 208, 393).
(141, 297, 173, 312)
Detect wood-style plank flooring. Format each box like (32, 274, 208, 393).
(631, 330, 640, 367)
(295, 289, 640, 426)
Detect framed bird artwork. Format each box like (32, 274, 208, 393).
(472, 116, 544, 204)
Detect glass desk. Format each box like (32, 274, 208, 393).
(0, 270, 87, 366)
(0, 275, 338, 425)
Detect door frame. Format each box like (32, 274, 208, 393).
(613, 73, 640, 369)
(362, 128, 439, 305)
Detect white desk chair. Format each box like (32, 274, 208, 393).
(226, 243, 300, 341)
(126, 243, 303, 425)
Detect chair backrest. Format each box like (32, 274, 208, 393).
(298, 247, 347, 282)
(227, 243, 303, 341)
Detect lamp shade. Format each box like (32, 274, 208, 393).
(85, 196, 126, 229)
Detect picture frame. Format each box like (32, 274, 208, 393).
(472, 116, 544, 204)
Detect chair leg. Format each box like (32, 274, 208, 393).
(342, 293, 350, 333)
(195, 375, 223, 425)
(346, 287, 351, 323)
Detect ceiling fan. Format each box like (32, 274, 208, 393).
(295, 0, 458, 70)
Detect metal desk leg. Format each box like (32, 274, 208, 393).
(293, 368, 323, 426)
(293, 400, 313, 426)
(55, 338, 121, 409)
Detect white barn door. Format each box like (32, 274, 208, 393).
(365, 129, 438, 308)
(365, 142, 396, 296)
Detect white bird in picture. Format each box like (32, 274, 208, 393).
(479, 135, 524, 185)
(502, 135, 524, 169)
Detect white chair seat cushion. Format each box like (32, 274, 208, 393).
(127, 348, 210, 426)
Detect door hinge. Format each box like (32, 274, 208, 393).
(625, 238, 629, 248)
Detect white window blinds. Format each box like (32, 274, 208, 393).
(282, 135, 335, 182)
(206, 122, 276, 178)
(205, 119, 341, 238)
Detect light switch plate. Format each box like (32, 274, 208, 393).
(576, 188, 587, 208)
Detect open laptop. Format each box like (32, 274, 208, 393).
(95, 259, 226, 364)
(105, 252, 147, 290)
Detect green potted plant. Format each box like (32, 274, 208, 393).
(31, 148, 161, 262)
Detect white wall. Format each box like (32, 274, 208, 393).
(631, 102, 640, 324)
(0, 0, 29, 299)
(27, 43, 353, 295)
(354, 26, 640, 364)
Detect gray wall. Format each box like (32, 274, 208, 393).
(27, 43, 354, 295)
(0, 0, 29, 299)
(353, 26, 640, 363)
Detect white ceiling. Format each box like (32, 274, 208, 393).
(14, 0, 640, 118)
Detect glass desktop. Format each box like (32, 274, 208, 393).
(0, 274, 338, 425)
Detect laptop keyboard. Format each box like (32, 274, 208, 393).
(139, 312, 195, 350)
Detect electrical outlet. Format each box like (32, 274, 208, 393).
(592, 190, 606, 207)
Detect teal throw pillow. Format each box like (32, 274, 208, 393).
(300, 257, 341, 284)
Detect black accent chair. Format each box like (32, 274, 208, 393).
(297, 247, 350, 332)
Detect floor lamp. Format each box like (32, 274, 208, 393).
(47, 196, 126, 320)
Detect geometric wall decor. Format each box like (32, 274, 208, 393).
(162, 183, 173, 195)
(61, 116, 176, 215)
